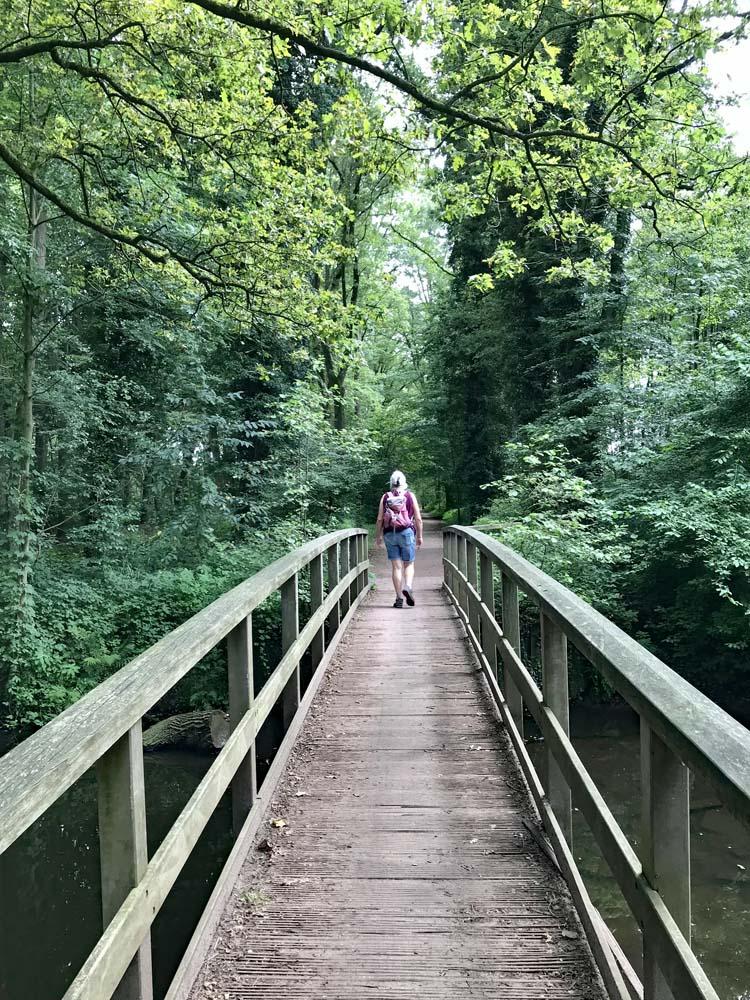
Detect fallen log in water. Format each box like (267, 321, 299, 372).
(142, 709, 230, 751)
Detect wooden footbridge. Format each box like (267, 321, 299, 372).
(1, 521, 749, 1000)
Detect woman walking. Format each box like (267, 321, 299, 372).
(375, 470, 423, 608)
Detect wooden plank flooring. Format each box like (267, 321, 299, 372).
(190, 522, 606, 1000)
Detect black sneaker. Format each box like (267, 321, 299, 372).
(393, 597, 404, 608)
(402, 589, 415, 607)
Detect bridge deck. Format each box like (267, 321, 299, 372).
(190, 523, 606, 999)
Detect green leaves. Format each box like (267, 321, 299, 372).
(2, 0, 750, 730)
(479, 436, 632, 618)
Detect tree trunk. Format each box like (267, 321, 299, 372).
(322, 343, 347, 429)
(12, 185, 46, 620)
(0, 187, 46, 707)
(332, 380, 346, 431)
(602, 208, 630, 330)
(142, 709, 231, 751)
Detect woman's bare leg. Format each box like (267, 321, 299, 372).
(391, 559, 404, 595)
(403, 560, 415, 591)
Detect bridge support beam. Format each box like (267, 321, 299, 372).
(280, 574, 300, 732)
(457, 535, 468, 615)
(358, 533, 369, 595)
(327, 542, 340, 635)
(541, 612, 572, 846)
(501, 574, 524, 739)
(479, 552, 497, 682)
(444, 531, 455, 595)
(466, 541, 480, 639)
(348, 535, 358, 607)
(339, 541, 351, 618)
(228, 614, 256, 836)
(308, 555, 325, 686)
(97, 723, 153, 1000)
(641, 722, 691, 1000)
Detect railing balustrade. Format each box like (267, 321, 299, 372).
(443, 525, 750, 1000)
(0, 529, 370, 1000)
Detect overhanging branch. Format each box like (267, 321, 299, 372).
(0, 23, 141, 64)
(184, 0, 737, 196)
(0, 139, 239, 295)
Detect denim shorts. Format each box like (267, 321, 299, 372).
(384, 527, 416, 563)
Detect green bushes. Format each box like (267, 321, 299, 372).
(478, 436, 631, 622)
(1, 539, 313, 733)
(477, 410, 750, 712)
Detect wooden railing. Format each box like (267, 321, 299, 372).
(0, 529, 369, 1000)
(442, 526, 750, 1000)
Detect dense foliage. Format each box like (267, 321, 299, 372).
(446, 178, 750, 710)
(2, 0, 749, 731)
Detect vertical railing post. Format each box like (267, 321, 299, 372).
(348, 534, 358, 606)
(466, 540, 479, 638)
(327, 541, 340, 636)
(479, 552, 497, 681)
(641, 722, 691, 1000)
(339, 537, 351, 618)
(227, 614, 256, 836)
(357, 533, 367, 594)
(445, 531, 454, 594)
(97, 723, 153, 1000)
(540, 611, 572, 845)
(280, 573, 300, 731)
(307, 554, 325, 686)
(456, 534, 467, 614)
(501, 573, 524, 738)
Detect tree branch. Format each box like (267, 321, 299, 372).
(184, 0, 723, 197)
(49, 49, 175, 131)
(390, 226, 454, 277)
(185, 0, 529, 137)
(0, 139, 250, 296)
(0, 23, 141, 63)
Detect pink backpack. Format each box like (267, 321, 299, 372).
(382, 489, 414, 531)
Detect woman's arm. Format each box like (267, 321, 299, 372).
(412, 494, 424, 547)
(375, 495, 385, 546)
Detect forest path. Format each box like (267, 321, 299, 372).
(189, 521, 606, 999)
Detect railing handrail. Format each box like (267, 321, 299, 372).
(0, 527, 364, 854)
(1, 528, 370, 1000)
(442, 524, 750, 1000)
(452, 525, 750, 827)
